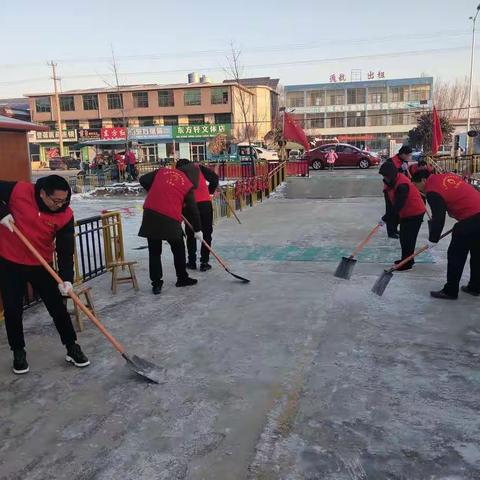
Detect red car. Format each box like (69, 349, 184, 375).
(304, 143, 380, 170)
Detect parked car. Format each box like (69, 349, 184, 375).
(304, 143, 380, 170)
(288, 149, 302, 161)
(254, 147, 279, 161)
(49, 156, 81, 170)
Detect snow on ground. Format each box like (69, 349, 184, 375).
(1, 182, 479, 479)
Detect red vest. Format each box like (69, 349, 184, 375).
(425, 173, 480, 221)
(410, 163, 433, 176)
(0, 182, 73, 266)
(387, 174, 426, 219)
(391, 155, 402, 170)
(143, 168, 192, 222)
(194, 165, 212, 203)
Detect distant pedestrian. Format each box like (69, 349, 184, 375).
(115, 152, 126, 181)
(125, 148, 137, 181)
(326, 148, 337, 171)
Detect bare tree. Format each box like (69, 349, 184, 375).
(433, 77, 471, 119)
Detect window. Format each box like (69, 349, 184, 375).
(158, 90, 174, 107)
(307, 90, 325, 107)
(107, 93, 123, 110)
(65, 120, 79, 130)
(326, 113, 345, 128)
(211, 87, 229, 104)
(88, 119, 102, 129)
(368, 110, 387, 126)
(305, 113, 324, 129)
(111, 118, 125, 127)
(42, 121, 56, 130)
(83, 94, 98, 110)
(286, 91, 304, 108)
(410, 85, 430, 102)
(133, 91, 149, 108)
(326, 90, 345, 106)
(215, 113, 232, 124)
(336, 145, 356, 154)
(188, 114, 204, 125)
(390, 86, 408, 102)
(163, 115, 178, 126)
(184, 88, 201, 106)
(59, 95, 75, 112)
(347, 111, 366, 127)
(138, 116, 154, 126)
(368, 88, 387, 104)
(347, 88, 366, 105)
(35, 97, 51, 113)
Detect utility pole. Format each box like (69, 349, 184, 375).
(466, 4, 480, 154)
(48, 61, 64, 156)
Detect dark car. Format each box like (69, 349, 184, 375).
(49, 156, 81, 170)
(304, 143, 380, 170)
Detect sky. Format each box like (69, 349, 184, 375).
(1, 0, 479, 98)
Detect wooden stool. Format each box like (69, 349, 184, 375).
(109, 261, 139, 294)
(63, 285, 96, 332)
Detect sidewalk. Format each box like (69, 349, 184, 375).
(0, 190, 479, 479)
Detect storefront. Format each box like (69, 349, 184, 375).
(34, 129, 78, 163)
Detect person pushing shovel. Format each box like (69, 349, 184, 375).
(379, 161, 426, 271)
(0, 175, 89, 375)
(412, 170, 480, 300)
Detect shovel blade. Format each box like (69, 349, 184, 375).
(226, 267, 250, 283)
(123, 353, 166, 384)
(371, 270, 393, 296)
(334, 256, 357, 280)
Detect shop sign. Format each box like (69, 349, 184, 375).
(78, 128, 101, 140)
(173, 124, 231, 139)
(128, 126, 172, 140)
(329, 71, 386, 83)
(35, 129, 77, 142)
(101, 127, 127, 140)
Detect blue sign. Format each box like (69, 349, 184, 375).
(128, 126, 172, 140)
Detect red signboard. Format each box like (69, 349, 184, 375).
(100, 127, 127, 140)
(337, 135, 375, 142)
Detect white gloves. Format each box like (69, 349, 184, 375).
(194, 231, 204, 243)
(58, 281, 73, 296)
(0, 214, 15, 232)
(427, 241, 437, 250)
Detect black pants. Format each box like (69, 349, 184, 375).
(384, 192, 399, 236)
(399, 214, 424, 264)
(186, 202, 213, 264)
(444, 214, 480, 297)
(0, 258, 77, 351)
(147, 238, 188, 286)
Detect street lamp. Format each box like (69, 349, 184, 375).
(466, 3, 480, 153)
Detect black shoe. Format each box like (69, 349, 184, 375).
(66, 344, 90, 367)
(430, 290, 458, 300)
(152, 280, 163, 295)
(186, 261, 197, 270)
(394, 260, 414, 271)
(461, 285, 480, 297)
(388, 233, 400, 239)
(13, 349, 29, 375)
(176, 277, 198, 287)
(200, 263, 212, 272)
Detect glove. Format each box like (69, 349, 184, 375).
(58, 281, 73, 296)
(194, 231, 204, 243)
(0, 214, 15, 232)
(427, 241, 437, 250)
(401, 162, 408, 172)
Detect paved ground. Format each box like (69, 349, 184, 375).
(1, 181, 479, 479)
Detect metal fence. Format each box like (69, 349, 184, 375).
(69, 172, 112, 194)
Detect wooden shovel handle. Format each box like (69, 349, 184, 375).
(350, 224, 381, 259)
(391, 228, 453, 272)
(12, 224, 125, 354)
(219, 190, 241, 224)
(182, 216, 228, 270)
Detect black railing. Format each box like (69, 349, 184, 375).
(75, 215, 107, 281)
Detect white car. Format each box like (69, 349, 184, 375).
(255, 147, 279, 162)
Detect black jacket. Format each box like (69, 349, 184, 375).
(176, 163, 220, 199)
(0, 180, 75, 282)
(138, 170, 201, 240)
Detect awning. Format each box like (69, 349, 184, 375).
(75, 139, 127, 147)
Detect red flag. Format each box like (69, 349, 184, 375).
(283, 112, 310, 151)
(432, 106, 443, 155)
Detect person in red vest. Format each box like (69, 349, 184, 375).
(124, 147, 137, 181)
(379, 162, 426, 270)
(0, 175, 89, 375)
(176, 159, 219, 271)
(409, 158, 434, 177)
(412, 170, 480, 299)
(139, 167, 202, 294)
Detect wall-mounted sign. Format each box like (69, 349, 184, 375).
(35, 130, 77, 142)
(101, 127, 127, 140)
(329, 71, 385, 83)
(128, 126, 172, 140)
(173, 124, 231, 139)
(78, 128, 101, 140)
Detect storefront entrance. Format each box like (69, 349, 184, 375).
(190, 142, 206, 162)
(139, 145, 157, 162)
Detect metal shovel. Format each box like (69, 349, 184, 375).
(13, 224, 164, 384)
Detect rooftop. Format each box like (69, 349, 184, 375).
(0, 114, 47, 132)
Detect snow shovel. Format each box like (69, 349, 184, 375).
(219, 190, 241, 224)
(12, 224, 165, 384)
(182, 216, 250, 283)
(371, 228, 452, 296)
(334, 223, 382, 280)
